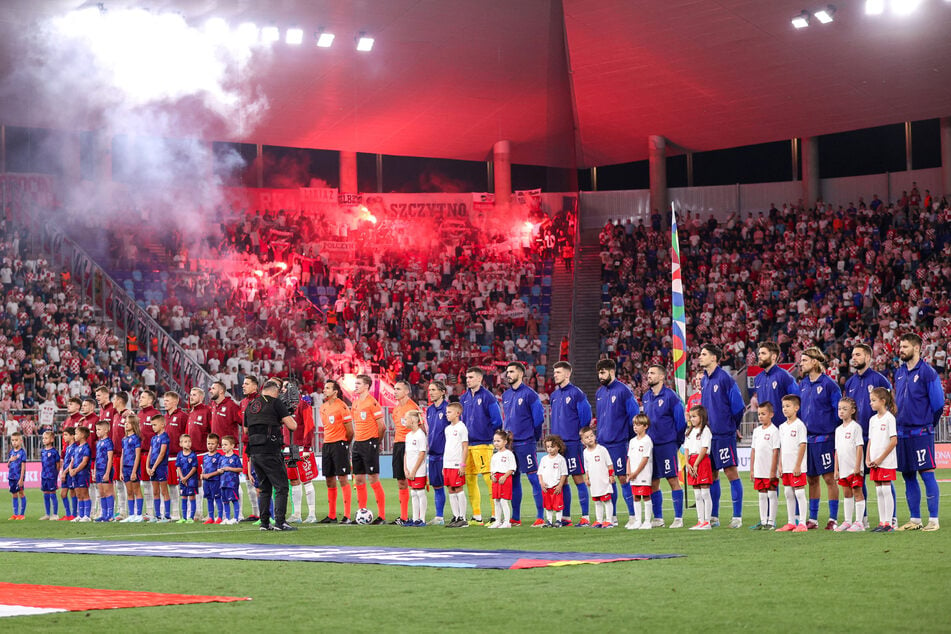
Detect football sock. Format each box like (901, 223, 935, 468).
(594, 500, 604, 524)
(224, 501, 232, 519)
(672, 488, 684, 519)
(448, 492, 459, 519)
(577, 481, 590, 515)
(371, 481, 386, 519)
(758, 492, 769, 524)
(890, 483, 897, 522)
(828, 498, 839, 522)
(188, 498, 196, 519)
(399, 487, 410, 520)
(136, 498, 144, 515)
(878, 486, 891, 525)
(234, 500, 241, 519)
(862, 482, 869, 519)
(466, 476, 481, 518)
(700, 488, 712, 523)
(555, 510, 563, 523)
(621, 482, 635, 514)
(13, 497, 19, 515)
(604, 498, 614, 523)
(130, 498, 137, 516)
(767, 490, 777, 525)
(854, 499, 866, 524)
(903, 472, 922, 520)
(164, 499, 171, 519)
(921, 471, 940, 519)
(51, 494, 58, 516)
(103, 496, 113, 519)
(843, 497, 854, 524)
(494, 499, 502, 522)
(511, 477, 523, 521)
(730, 478, 743, 518)
(304, 482, 316, 517)
(216, 497, 224, 518)
(44, 493, 51, 515)
(795, 489, 808, 524)
(327, 486, 338, 518)
(70, 496, 78, 516)
(784, 487, 797, 524)
(501, 499, 511, 523)
(808, 497, 820, 521)
(292, 484, 303, 515)
(153, 498, 161, 518)
(206, 497, 215, 518)
(181, 498, 188, 519)
(642, 500, 653, 525)
(526, 473, 544, 519)
(342, 483, 352, 518)
(416, 489, 428, 522)
(632, 498, 642, 526)
(562, 482, 572, 518)
(355, 483, 367, 509)
(710, 479, 721, 517)
(651, 490, 663, 519)
(434, 487, 446, 518)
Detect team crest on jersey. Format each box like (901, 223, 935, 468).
(518, 398, 523, 406)
(566, 397, 571, 404)
(438, 413, 444, 419)
(478, 398, 482, 405)
(361, 412, 367, 420)
(713, 385, 719, 393)
(329, 415, 335, 423)
(772, 381, 778, 389)
(611, 395, 616, 403)
(594, 455, 600, 462)
(790, 431, 797, 437)
(817, 387, 823, 394)
(658, 399, 664, 407)
(845, 433, 852, 439)
(914, 375, 919, 383)
(868, 385, 874, 393)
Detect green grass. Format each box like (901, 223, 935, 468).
(2, 473, 951, 632)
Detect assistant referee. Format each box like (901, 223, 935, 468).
(244, 379, 298, 531)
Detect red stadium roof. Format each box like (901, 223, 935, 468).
(1, 0, 950, 168)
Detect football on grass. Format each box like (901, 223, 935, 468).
(355, 508, 374, 524)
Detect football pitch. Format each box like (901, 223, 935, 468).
(2, 473, 951, 632)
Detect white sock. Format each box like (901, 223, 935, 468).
(784, 487, 797, 524)
(880, 486, 893, 525)
(545, 510, 553, 523)
(767, 490, 777, 525)
(291, 484, 303, 516)
(759, 491, 769, 524)
(643, 500, 652, 524)
(169, 487, 181, 519)
(555, 510, 563, 523)
(595, 500, 604, 524)
(604, 499, 614, 523)
(494, 499, 502, 522)
(844, 497, 854, 524)
(794, 489, 808, 525)
(501, 499, 511, 523)
(304, 482, 316, 518)
(448, 492, 459, 518)
(698, 488, 710, 523)
(855, 499, 866, 524)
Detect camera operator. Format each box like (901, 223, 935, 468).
(244, 379, 298, 531)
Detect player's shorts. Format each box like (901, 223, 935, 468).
(150, 465, 168, 482)
(492, 473, 513, 500)
(563, 441, 585, 476)
(122, 464, 138, 482)
(753, 477, 779, 491)
(512, 439, 538, 473)
(392, 442, 406, 480)
(710, 435, 738, 471)
(428, 454, 444, 487)
(870, 467, 896, 482)
(408, 476, 427, 490)
(41, 477, 57, 493)
(631, 484, 652, 497)
(288, 452, 318, 483)
(837, 473, 864, 488)
(781, 472, 807, 488)
(220, 486, 238, 502)
(179, 482, 197, 497)
(443, 467, 465, 488)
(602, 441, 629, 476)
(73, 470, 90, 488)
(202, 481, 220, 498)
(167, 457, 179, 486)
(592, 493, 612, 503)
(95, 467, 109, 484)
(897, 434, 935, 473)
(651, 441, 680, 480)
(465, 444, 493, 475)
(542, 487, 564, 511)
(806, 438, 835, 476)
(322, 440, 351, 477)
(351, 439, 380, 475)
(8, 480, 22, 494)
(63, 474, 75, 490)
(686, 454, 712, 486)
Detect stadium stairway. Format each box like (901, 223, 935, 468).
(544, 257, 573, 376)
(568, 228, 603, 407)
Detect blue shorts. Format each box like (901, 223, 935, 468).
(73, 471, 90, 489)
(220, 486, 238, 502)
(710, 436, 738, 471)
(564, 442, 585, 476)
(428, 454, 444, 487)
(806, 439, 835, 476)
(41, 477, 57, 493)
(202, 481, 220, 498)
(603, 441, 628, 476)
(512, 440, 539, 474)
(897, 434, 935, 473)
(651, 441, 680, 480)
(122, 465, 137, 482)
(8, 480, 22, 494)
(150, 465, 168, 482)
(63, 474, 75, 490)
(179, 482, 197, 497)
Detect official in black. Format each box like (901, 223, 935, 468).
(244, 380, 298, 531)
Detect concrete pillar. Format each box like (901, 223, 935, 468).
(801, 136, 820, 206)
(591, 166, 598, 192)
(493, 140, 511, 207)
(941, 117, 951, 197)
(339, 150, 357, 193)
(648, 135, 668, 218)
(791, 138, 800, 181)
(255, 143, 264, 188)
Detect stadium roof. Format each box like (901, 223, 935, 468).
(2, 0, 950, 169)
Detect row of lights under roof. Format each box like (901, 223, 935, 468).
(792, 5, 836, 28)
(793, 0, 947, 27)
(204, 17, 374, 51)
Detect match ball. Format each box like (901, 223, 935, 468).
(355, 508, 374, 524)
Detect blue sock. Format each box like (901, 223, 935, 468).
(828, 499, 839, 521)
(904, 472, 922, 519)
(611, 482, 618, 511)
(434, 488, 446, 518)
(164, 499, 171, 519)
(672, 488, 685, 519)
(13, 497, 19, 515)
(181, 499, 188, 518)
(710, 479, 721, 517)
(207, 498, 215, 518)
(78, 499, 86, 518)
(651, 490, 663, 519)
(224, 501, 232, 519)
(730, 479, 743, 518)
(577, 482, 589, 515)
(44, 493, 51, 515)
(562, 482, 572, 518)
(269, 498, 274, 516)
(511, 477, 523, 521)
(153, 499, 161, 518)
(51, 494, 58, 516)
(216, 498, 224, 518)
(70, 496, 78, 516)
(189, 499, 196, 519)
(136, 498, 143, 515)
(526, 473, 544, 519)
(890, 483, 897, 521)
(128, 498, 135, 516)
(862, 482, 869, 519)
(233, 501, 241, 519)
(621, 483, 635, 514)
(809, 498, 820, 521)
(921, 471, 940, 519)
(103, 496, 113, 519)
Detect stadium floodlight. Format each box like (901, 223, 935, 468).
(316, 31, 335, 47)
(286, 27, 304, 45)
(891, 0, 921, 15)
(791, 11, 810, 28)
(356, 32, 374, 51)
(814, 5, 835, 23)
(262, 25, 280, 43)
(236, 22, 259, 45)
(865, 0, 885, 14)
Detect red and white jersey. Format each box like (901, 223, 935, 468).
(835, 420, 864, 475)
(443, 422, 468, 469)
(685, 425, 711, 456)
(750, 423, 780, 478)
(404, 428, 428, 477)
(583, 444, 613, 497)
(537, 453, 568, 489)
(868, 412, 897, 469)
(490, 449, 515, 475)
(779, 418, 807, 474)
(626, 435, 653, 486)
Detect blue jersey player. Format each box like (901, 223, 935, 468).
(459, 367, 503, 524)
(594, 358, 640, 524)
(642, 364, 687, 528)
(94, 420, 115, 522)
(201, 433, 224, 524)
(798, 347, 842, 529)
(7, 432, 27, 520)
(39, 430, 61, 520)
(501, 361, 545, 526)
(894, 333, 944, 532)
(60, 427, 78, 520)
(219, 435, 243, 524)
(176, 434, 199, 523)
(753, 342, 800, 427)
(549, 361, 592, 526)
(69, 427, 92, 521)
(698, 344, 745, 528)
(147, 415, 171, 522)
(426, 381, 450, 525)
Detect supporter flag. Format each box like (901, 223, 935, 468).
(671, 209, 687, 405)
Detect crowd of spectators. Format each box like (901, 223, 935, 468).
(600, 186, 951, 406)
